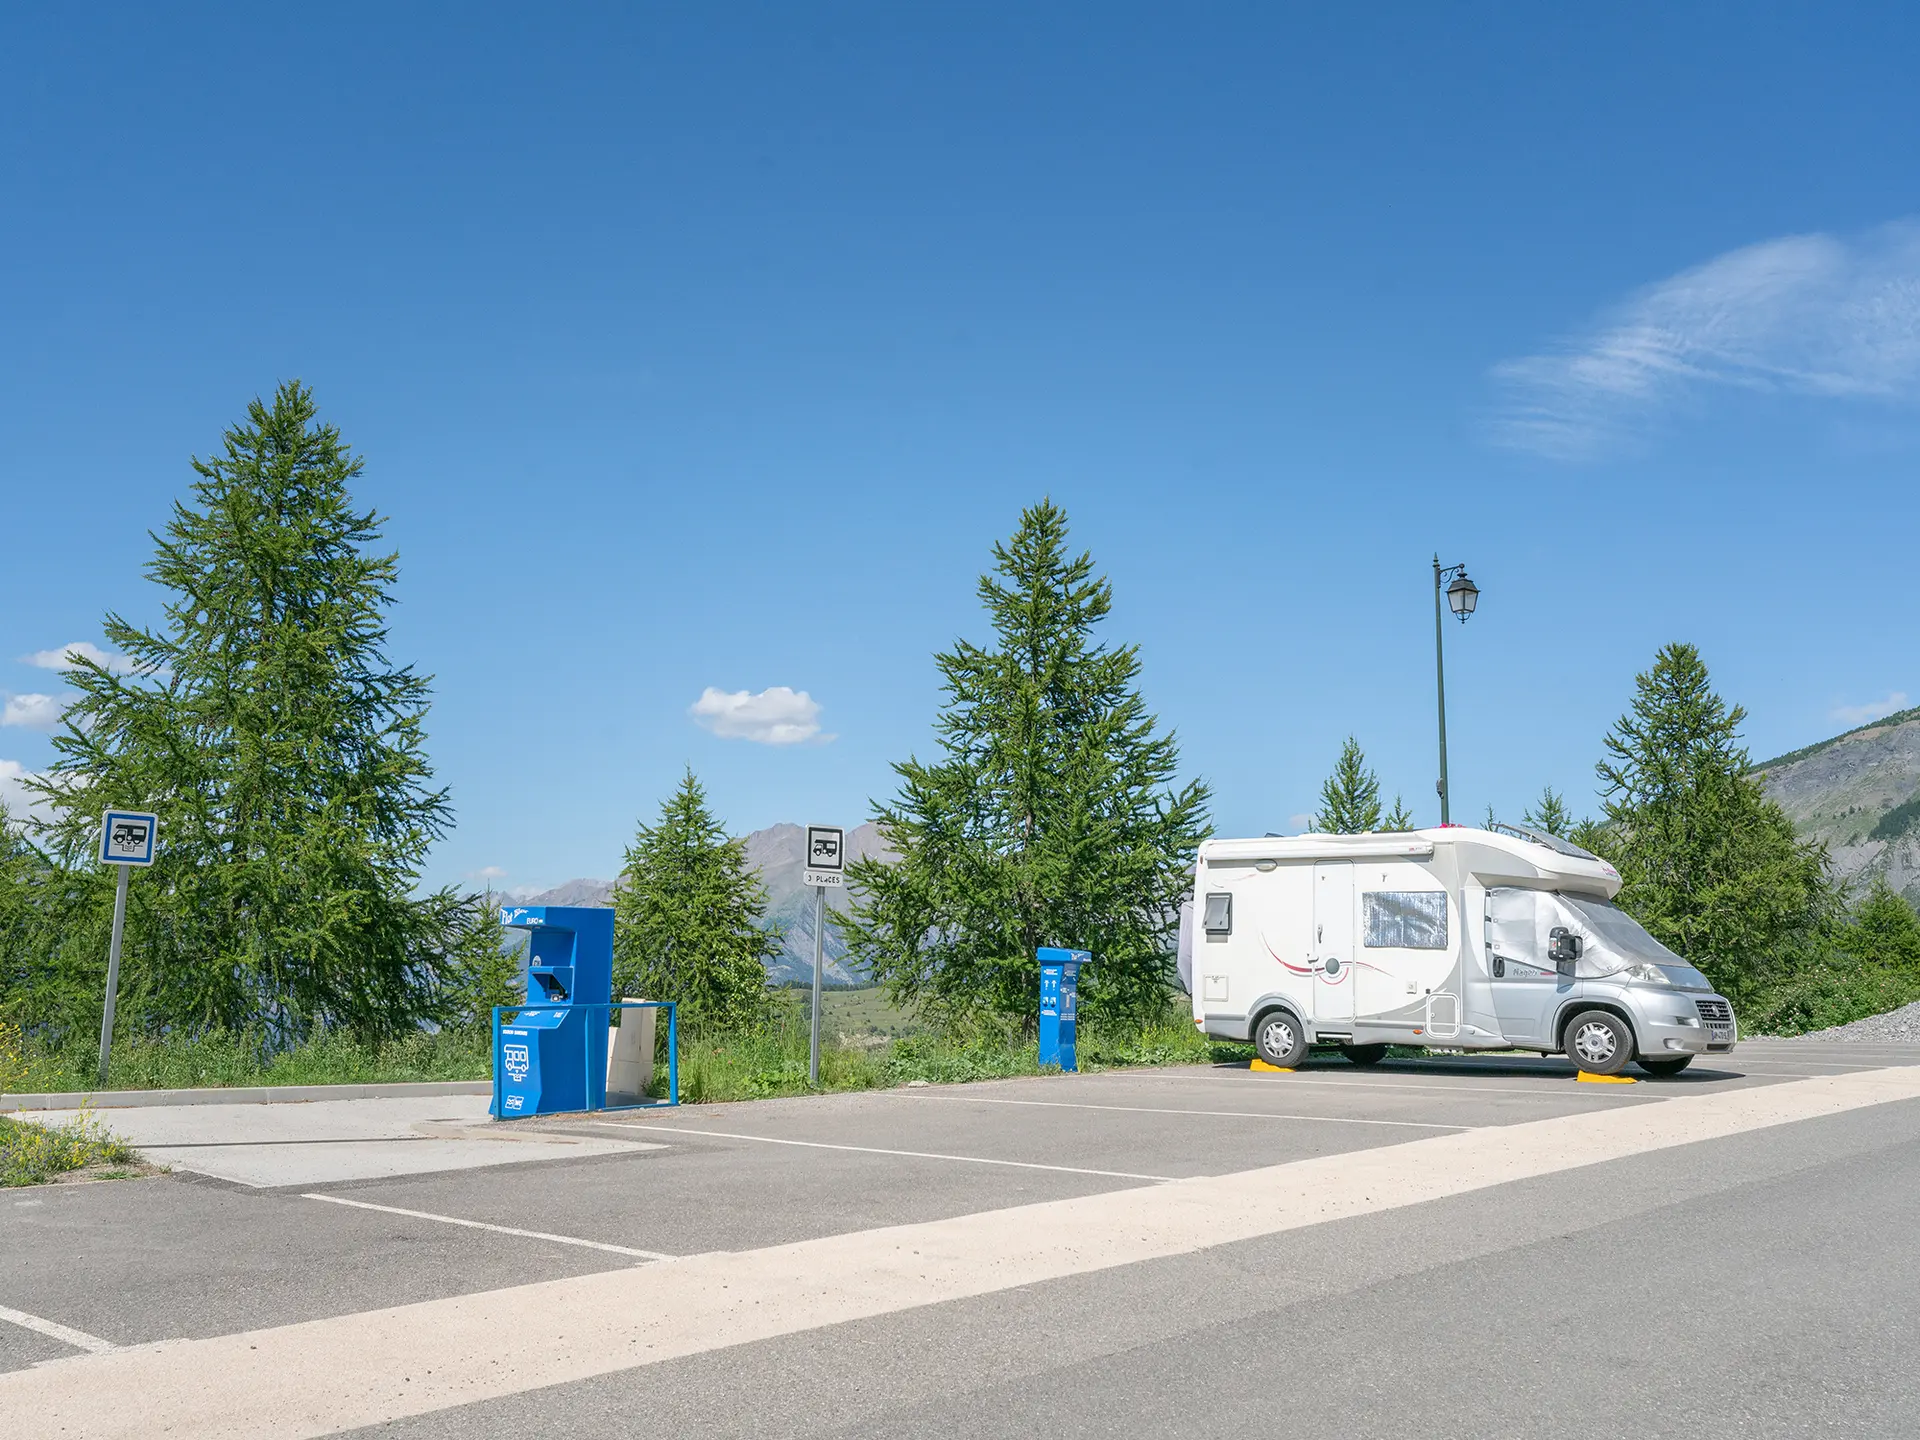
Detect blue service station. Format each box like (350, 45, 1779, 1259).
(1037, 947, 1090, 1072)
(491, 905, 657, 1118)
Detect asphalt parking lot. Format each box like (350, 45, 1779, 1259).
(6, 1037, 1920, 1437)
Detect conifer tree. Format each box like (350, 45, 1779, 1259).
(1523, 787, 1574, 838)
(1589, 642, 1829, 1003)
(1383, 794, 1414, 830)
(28, 382, 463, 1041)
(612, 770, 779, 1032)
(439, 892, 525, 1033)
(845, 501, 1210, 1024)
(1314, 737, 1384, 833)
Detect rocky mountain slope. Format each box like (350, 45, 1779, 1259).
(510, 821, 895, 986)
(1754, 705, 1920, 904)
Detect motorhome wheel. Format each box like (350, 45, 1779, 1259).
(1565, 1010, 1633, 1076)
(1636, 1055, 1693, 1078)
(1341, 1044, 1388, 1067)
(1254, 1011, 1308, 1068)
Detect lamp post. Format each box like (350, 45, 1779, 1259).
(1432, 556, 1479, 826)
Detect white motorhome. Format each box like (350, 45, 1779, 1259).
(1188, 824, 1737, 1077)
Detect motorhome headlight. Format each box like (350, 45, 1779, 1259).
(1622, 962, 1673, 987)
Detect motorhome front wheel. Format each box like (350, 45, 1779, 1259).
(1566, 1010, 1634, 1076)
(1254, 1011, 1308, 1068)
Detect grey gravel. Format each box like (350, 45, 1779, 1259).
(1796, 997, 1920, 1043)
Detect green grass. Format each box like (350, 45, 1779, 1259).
(669, 1008, 1251, 1104)
(12, 1028, 494, 1094)
(816, 985, 921, 1039)
(0, 1112, 144, 1187)
(6, 996, 1253, 1107)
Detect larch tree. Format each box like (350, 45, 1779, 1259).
(27, 382, 465, 1042)
(844, 500, 1210, 1025)
(1314, 737, 1384, 834)
(1523, 787, 1575, 838)
(1588, 642, 1830, 1004)
(611, 770, 780, 1032)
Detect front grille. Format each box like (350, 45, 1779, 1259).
(1695, 997, 1732, 1025)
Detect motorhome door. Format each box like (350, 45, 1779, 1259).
(1312, 861, 1355, 1027)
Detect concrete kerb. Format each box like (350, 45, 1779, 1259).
(0, 1080, 492, 1112)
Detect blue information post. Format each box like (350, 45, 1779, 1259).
(1037, 947, 1091, 1073)
(492, 905, 613, 1117)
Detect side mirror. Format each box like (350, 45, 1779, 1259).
(1548, 927, 1582, 969)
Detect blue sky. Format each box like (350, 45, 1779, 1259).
(3, 3, 1916, 892)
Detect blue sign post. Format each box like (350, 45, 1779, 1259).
(1037, 947, 1091, 1073)
(492, 906, 614, 1117)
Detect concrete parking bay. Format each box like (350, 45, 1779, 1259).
(4, 1037, 1918, 1437)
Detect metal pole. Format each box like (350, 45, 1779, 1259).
(809, 883, 825, 1086)
(97, 865, 130, 1086)
(667, 1002, 679, 1106)
(1433, 554, 1451, 826)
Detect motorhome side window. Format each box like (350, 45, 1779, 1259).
(1363, 891, 1448, 949)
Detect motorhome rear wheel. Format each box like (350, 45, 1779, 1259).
(1341, 1044, 1389, 1067)
(1253, 1010, 1308, 1069)
(1565, 1010, 1634, 1076)
(1636, 1055, 1693, 1078)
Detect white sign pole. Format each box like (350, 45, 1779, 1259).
(98, 864, 130, 1087)
(809, 883, 825, 1087)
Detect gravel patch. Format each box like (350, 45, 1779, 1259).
(1794, 998, 1920, 1043)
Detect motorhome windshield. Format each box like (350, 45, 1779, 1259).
(1554, 894, 1713, 989)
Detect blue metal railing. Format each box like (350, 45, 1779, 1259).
(490, 1000, 679, 1118)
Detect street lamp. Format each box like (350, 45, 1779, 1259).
(1432, 556, 1480, 825)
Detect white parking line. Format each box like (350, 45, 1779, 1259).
(300, 1194, 675, 1261)
(895, 1092, 1474, 1130)
(1136, 1070, 1662, 1099)
(0, 1305, 116, 1355)
(580, 1123, 1177, 1182)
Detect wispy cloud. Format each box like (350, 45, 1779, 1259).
(1491, 222, 1920, 460)
(689, 686, 833, 746)
(1831, 692, 1910, 727)
(1, 693, 66, 731)
(23, 640, 139, 675)
(469, 865, 508, 881)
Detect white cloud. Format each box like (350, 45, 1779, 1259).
(1287, 813, 1314, 833)
(1491, 222, 1920, 460)
(689, 686, 833, 746)
(469, 865, 509, 880)
(23, 640, 139, 675)
(0, 760, 51, 826)
(1831, 692, 1910, 727)
(1, 693, 66, 731)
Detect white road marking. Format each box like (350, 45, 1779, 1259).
(300, 1194, 675, 1261)
(0, 1305, 116, 1355)
(577, 1123, 1177, 1182)
(9, 1066, 1920, 1439)
(1136, 1070, 1660, 1099)
(896, 1092, 1474, 1130)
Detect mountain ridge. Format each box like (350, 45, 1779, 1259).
(1754, 708, 1920, 905)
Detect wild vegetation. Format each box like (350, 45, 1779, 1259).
(2, 384, 1916, 1102)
